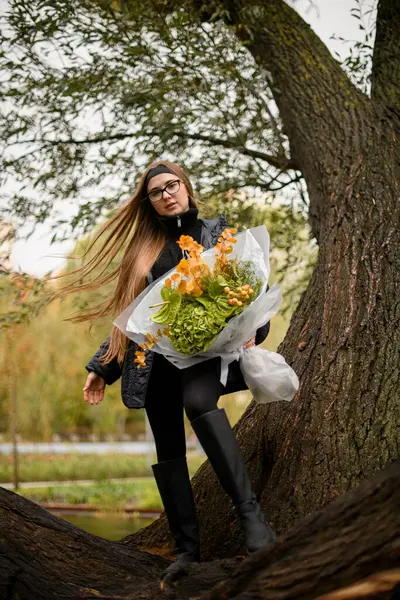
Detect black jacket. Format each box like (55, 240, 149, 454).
(86, 214, 270, 408)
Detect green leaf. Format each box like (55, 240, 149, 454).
(168, 292, 182, 324)
(208, 279, 225, 299)
(161, 287, 170, 302)
(150, 303, 170, 324)
(194, 295, 215, 309)
(150, 291, 181, 325)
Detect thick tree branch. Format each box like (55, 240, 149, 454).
(1, 461, 398, 599)
(201, 460, 400, 599)
(15, 131, 299, 171)
(371, 0, 400, 125)
(200, 172, 303, 198)
(173, 131, 299, 170)
(314, 570, 400, 600)
(191, 0, 375, 240)
(218, 0, 370, 159)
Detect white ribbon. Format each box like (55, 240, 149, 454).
(219, 347, 245, 387)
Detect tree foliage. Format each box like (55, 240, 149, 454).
(331, 0, 377, 94)
(0, 0, 304, 240)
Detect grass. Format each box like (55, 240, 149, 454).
(0, 452, 206, 483)
(5, 453, 208, 510)
(18, 479, 162, 511)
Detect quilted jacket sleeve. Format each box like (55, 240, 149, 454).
(85, 336, 122, 385)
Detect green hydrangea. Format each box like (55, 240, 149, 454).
(168, 302, 226, 355)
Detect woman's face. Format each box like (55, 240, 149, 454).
(147, 173, 190, 217)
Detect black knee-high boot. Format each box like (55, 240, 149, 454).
(191, 408, 277, 553)
(152, 457, 200, 583)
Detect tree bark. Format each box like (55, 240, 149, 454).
(1, 460, 399, 599)
(201, 459, 400, 600)
(132, 0, 400, 559)
(371, 0, 400, 124)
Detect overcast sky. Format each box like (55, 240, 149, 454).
(10, 0, 375, 276)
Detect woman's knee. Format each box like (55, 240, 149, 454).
(182, 360, 222, 422)
(183, 388, 217, 422)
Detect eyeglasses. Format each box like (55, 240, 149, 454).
(147, 179, 182, 203)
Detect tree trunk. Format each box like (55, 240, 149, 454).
(1, 460, 399, 599)
(132, 0, 400, 559)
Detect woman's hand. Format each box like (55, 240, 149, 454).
(83, 372, 106, 405)
(243, 336, 256, 350)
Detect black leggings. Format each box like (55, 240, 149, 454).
(145, 353, 224, 462)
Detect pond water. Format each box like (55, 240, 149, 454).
(53, 511, 155, 541)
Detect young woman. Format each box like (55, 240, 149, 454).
(79, 161, 276, 584)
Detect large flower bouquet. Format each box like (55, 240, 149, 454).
(115, 226, 298, 403)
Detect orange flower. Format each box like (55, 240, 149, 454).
(176, 259, 190, 277)
(186, 278, 196, 293)
(177, 279, 187, 294)
(163, 327, 169, 336)
(219, 227, 237, 240)
(189, 240, 203, 255)
(177, 235, 195, 252)
(165, 278, 172, 289)
(186, 277, 203, 296)
(171, 273, 181, 283)
(134, 351, 146, 368)
(190, 262, 209, 278)
(200, 262, 210, 276)
(214, 228, 238, 270)
(187, 253, 203, 266)
(191, 283, 203, 297)
(214, 252, 229, 268)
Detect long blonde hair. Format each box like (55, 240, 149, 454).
(55, 160, 197, 364)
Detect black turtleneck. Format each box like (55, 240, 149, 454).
(151, 208, 202, 281)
